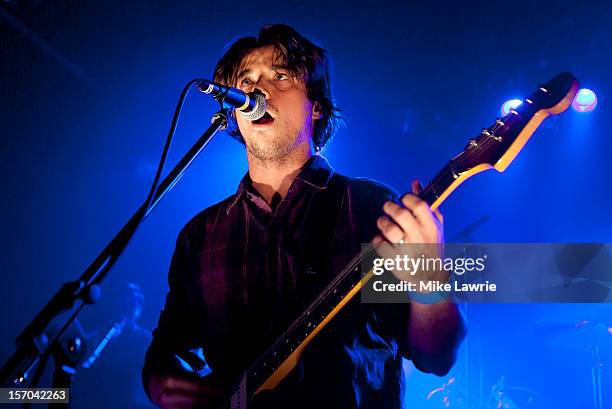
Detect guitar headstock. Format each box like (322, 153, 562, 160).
(454, 72, 580, 174)
(420, 72, 579, 209)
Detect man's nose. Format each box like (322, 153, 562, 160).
(253, 84, 271, 100)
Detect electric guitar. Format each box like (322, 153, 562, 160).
(221, 72, 580, 409)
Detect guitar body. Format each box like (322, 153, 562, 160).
(220, 72, 580, 409)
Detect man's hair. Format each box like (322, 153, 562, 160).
(213, 24, 342, 150)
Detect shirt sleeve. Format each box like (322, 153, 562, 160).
(141, 226, 209, 399)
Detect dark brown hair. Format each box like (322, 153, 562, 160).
(213, 24, 342, 150)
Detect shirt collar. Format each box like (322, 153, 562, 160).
(226, 155, 334, 214)
(295, 155, 335, 189)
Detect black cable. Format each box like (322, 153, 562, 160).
(142, 79, 201, 213)
(21, 351, 50, 409)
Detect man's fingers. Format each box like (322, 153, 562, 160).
(158, 393, 201, 409)
(149, 373, 225, 409)
(376, 215, 405, 243)
(163, 377, 204, 396)
(407, 179, 444, 226)
(400, 194, 439, 228)
(158, 384, 221, 409)
(411, 178, 423, 195)
(372, 234, 398, 260)
(382, 201, 421, 235)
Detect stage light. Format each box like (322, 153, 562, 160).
(501, 99, 523, 116)
(572, 88, 597, 112)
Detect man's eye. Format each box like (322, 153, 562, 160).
(240, 78, 253, 86)
(274, 72, 289, 81)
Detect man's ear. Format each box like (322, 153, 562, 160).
(312, 101, 322, 120)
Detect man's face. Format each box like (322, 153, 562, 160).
(234, 45, 320, 162)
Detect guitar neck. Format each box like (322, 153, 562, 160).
(418, 163, 459, 209)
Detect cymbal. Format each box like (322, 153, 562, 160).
(534, 319, 612, 350)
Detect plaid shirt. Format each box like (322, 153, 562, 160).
(144, 156, 411, 408)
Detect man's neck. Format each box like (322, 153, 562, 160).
(247, 148, 314, 206)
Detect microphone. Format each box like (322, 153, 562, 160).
(196, 79, 267, 121)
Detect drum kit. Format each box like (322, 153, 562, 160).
(427, 319, 611, 409)
(427, 375, 541, 409)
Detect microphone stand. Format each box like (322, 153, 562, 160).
(0, 104, 230, 406)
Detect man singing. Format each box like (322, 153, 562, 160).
(143, 24, 465, 409)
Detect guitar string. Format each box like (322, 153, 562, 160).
(420, 106, 529, 201)
(420, 123, 506, 198)
(447, 90, 541, 173)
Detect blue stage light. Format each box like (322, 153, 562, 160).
(572, 88, 597, 112)
(501, 99, 523, 116)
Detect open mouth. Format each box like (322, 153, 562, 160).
(253, 112, 274, 126)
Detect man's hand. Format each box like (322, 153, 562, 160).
(372, 179, 445, 283)
(372, 180, 465, 376)
(374, 179, 443, 245)
(148, 374, 222, 409)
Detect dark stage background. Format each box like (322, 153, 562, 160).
(1, 1, 611, 408)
